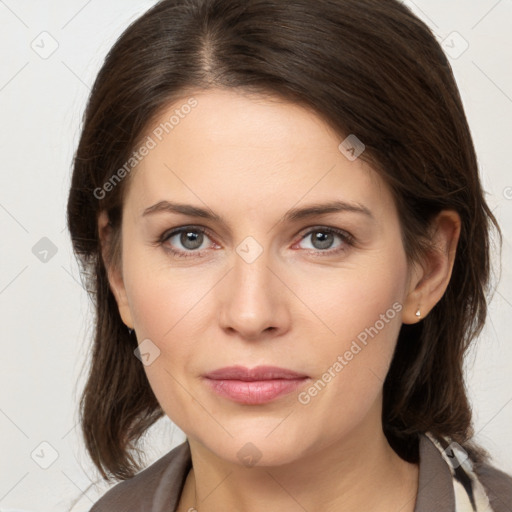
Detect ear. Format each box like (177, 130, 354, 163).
(98, 210, 134, 329)
(402, 210, 461, 324)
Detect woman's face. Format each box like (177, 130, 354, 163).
(112, 88, 417, 465)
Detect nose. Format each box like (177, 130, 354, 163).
(217, 247, 291, 341)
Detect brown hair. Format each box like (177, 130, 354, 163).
(67, 0, 501, 481)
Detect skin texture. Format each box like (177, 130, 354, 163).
(99, 88, 461, 512)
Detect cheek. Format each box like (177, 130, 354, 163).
(309, 251, 407, 345)
(124, 266, 204, 422)
(123, 236, 214, 339)
(127, 273, 212, 380)
(123, 252, 221, 388)
(316, 289, 403, 394)
(297, 246, 408, 405)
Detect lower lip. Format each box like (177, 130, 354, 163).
(204, 378, 309, 404)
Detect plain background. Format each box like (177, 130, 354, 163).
(0, 1, 511, 510)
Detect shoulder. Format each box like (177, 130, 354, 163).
(89, 440, 192, 512)
(420, 432, 512, 512)
(472, 459, 512, 512)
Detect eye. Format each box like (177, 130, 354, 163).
(294, 227, 354, 255)
(159, 226, 216, 258)
(158, 225, 355, 259)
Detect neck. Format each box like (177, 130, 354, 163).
(179, 420, 418, 512)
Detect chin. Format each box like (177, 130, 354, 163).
(198, 430, 308, 468)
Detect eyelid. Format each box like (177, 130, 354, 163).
(295, 225, 355, 244)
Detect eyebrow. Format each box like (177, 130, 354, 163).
(142, 200, 373, 224)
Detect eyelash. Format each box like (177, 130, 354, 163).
(157, 225, 355, 259)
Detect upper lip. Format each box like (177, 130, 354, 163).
(203, 365, 309, 381)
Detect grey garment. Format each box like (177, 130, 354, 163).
(89, 434, 512, 512)
(473, 461, 512, 512)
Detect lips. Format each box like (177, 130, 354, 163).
(203, 365, 310, 404)
(203, 365, 309, 381)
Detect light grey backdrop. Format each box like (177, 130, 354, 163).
(0, 1, 511, 511)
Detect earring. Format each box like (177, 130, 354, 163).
(127, 327, 134, 335)
(415, 308, 421, 318)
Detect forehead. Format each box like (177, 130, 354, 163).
(123, 88, 395, 222)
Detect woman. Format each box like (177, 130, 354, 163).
(67, 0, 512, 510)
